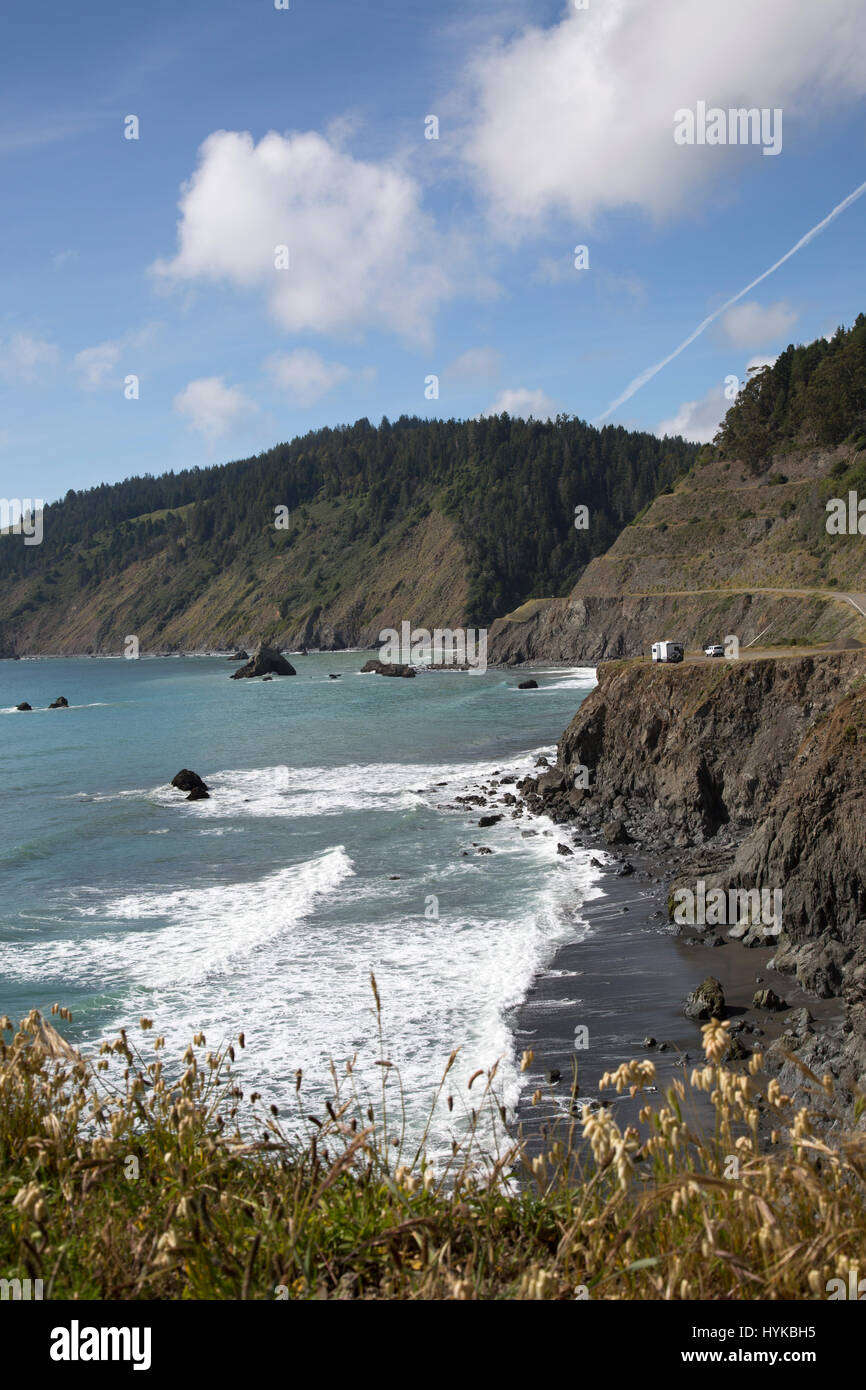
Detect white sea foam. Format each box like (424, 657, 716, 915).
(3, 736, 605, 1153)
(2, 847, 356, 991)
(121, 749, 553, 821)
(1, 701, 109, 714)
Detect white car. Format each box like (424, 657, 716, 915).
(704, 643, 725, 658)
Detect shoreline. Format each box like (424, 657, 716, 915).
(509, 837, 843, 1153)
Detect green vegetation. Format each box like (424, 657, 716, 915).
(0, 414, 697, 643)
(716, 314, 866, 469)
(2, 997, 864, 1300)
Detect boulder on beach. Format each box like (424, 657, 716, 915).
(602, 818, 628, 844)
(726, 1034, 751, 1061)
(48, 696, 69, 709)
(230, 643, 296, 679)
(537, 770, 566, 796)
(171, 769, 209, 794)
(684, 976, 726, 1020)
(517, 679, 538, 689)
(15, 702, 32, 711)
(753, 988, 786, 1012)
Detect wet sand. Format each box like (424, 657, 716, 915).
(511, 847, 843, 1156)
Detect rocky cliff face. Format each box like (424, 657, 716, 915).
(487, 442, 866, 666)
(487, 593, 866, 665)
(556, 654, 860, 841)
(544, 652, 866, 1107)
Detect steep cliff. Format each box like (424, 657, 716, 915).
(488, 436, 866, 664)
(540, 652, 866, 1104)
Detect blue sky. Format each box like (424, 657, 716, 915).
(2, 0, 866, 508)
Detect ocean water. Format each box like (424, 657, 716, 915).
(0, 653, 599, 1152)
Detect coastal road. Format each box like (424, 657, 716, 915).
(625, 584, 866, 619)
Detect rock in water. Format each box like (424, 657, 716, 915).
(15, 702, 32, 711)
(227, 649, 249, 662)
(359, 659, 415, 678)
(186, 786, 210, 801)
(48, 696, 69, 709)
(684, 976, 726, 1020)
(230, 643, 297, 679)
(478, 814, 503, 828)
(518, 679, 538, 689)
(328, 674, 341, 680)
(171, 769, 209, 794)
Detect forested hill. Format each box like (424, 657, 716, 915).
(0, 413, 696, 654)
(716, 314, 866, 468)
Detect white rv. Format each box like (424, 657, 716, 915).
(651, 641, 684, 664)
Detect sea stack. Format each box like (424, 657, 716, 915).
(171, 769, 209, 796)
(230, 643, 297, 679)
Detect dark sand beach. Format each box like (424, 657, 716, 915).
(512, 848, 843, 1156)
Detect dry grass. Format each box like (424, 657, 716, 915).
(1, 984, 864, 1300)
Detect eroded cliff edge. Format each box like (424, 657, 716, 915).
(538, 653, 866, 1113)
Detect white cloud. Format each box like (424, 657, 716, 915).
(721, 301, 797, 349)
(264, 349, 350, 406)
(657, 386, 728, 444)
(174, 376, 254, 443)
(72, 327, 159, 392)
(153, 129, 453, 345)
(482, 387, 557, 420)
(444, 346, 502, 382)
(0, 333, 59, 383)
(461, 0, 866, 235)
(74, 340, 122, 390)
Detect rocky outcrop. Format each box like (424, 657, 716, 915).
(48, 696, 69, 708)
(487, 592, 864, 666)
(359, 659, 416, 678)
(685, 977, 726, 1020)
(728, 680, 866, 1095)
(227, 650, 248, 661)
(542, 649, 866, 1115)
(15, 702, 32, 711)
(171, 769, 209, 795)
(556, 654, 861, 850)
(230, 643, 296, 679)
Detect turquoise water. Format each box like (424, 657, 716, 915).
(0, 654, 598, 1148)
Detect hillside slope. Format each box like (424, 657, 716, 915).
(490, 317, 866, 663)
(0, 414, 694, 655)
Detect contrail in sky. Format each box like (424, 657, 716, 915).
(592, 176, 866, 425)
